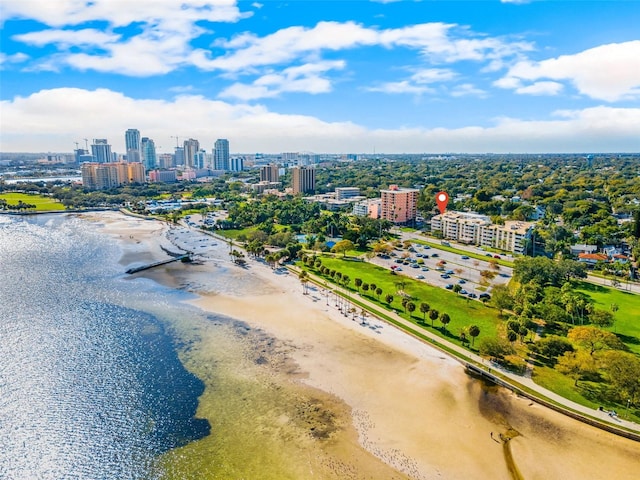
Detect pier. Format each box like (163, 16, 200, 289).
(125, 254, 192, 274)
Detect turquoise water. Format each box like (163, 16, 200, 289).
(0, 214, 209, 479)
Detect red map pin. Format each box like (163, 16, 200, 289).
(436, 191, 449, 215)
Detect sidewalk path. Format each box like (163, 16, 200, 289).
(293, 265, 640, 439)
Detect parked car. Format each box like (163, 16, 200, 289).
(461, 255, 469, 259)
(416, 275, 425, 279)
(421, 267, 429, 271)
(460, 289, 468, 295)
(446, 270, 454, 274)
(494, 255, 501, 259)
(458, 279, 466, 284)
(431, 253, 439, 257)
(423, 245, 431, 249)
(411, 264, 420, 268)
(468, 293, 477, 299)
(440, 274, 450, 279)
(445, 284, 454, 289)
(479, 293, 491, 300)
(485, 253, 493, 257)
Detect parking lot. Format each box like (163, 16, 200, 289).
(369, 243, 512, 301)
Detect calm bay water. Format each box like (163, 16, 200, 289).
(0, 214, 210, 479)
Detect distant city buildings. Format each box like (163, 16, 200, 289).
(229, 156, 244, 172)
(125, 129, 141, 163)
(291, 165, 316, 194)
(260, 164, 280, 182)
(380, 184, 419, 224)
(81, 162, 145, 190)
(141, 137, 156, 170)
(91, 139, 113, 163)
(214, 139, 230, 171)
(183, 138, 200, 169)
(148, 169, 177, 183)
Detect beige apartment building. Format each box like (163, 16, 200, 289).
(431, 210, 534, 254)
(81, 162, 145, 190)
(380, 185, 419, 224)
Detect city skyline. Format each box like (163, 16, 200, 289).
(1, 1, 640, 153)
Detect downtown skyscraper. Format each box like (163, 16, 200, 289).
(125, 129, 141, 163)
(213, 139, 229, 171)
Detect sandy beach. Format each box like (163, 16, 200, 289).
(89, 211, 640, 479)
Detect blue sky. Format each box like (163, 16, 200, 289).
(1, 0, 639, 154)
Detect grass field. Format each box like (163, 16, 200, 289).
(576, 281, 640, 354)
(304, 255, 502, 344)
(0, 192, 65, 211)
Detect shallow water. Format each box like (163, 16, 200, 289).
(0, 215, 209, 479)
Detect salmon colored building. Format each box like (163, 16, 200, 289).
(380, 184, 419, 224)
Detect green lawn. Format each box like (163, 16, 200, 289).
(576, 281, 640, 354)
(533, 365, 640, 423)
(0, 192, 66, 211)
(216, 226, 259, 240)
(305, 256, 502, 344)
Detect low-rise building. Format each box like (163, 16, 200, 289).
(431, 210, 534, 254)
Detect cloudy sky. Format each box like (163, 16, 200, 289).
(1, 0, 639, 154)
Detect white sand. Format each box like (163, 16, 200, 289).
(92, 211, 640, 480)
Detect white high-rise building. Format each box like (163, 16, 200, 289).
(229, 156, 244, 172)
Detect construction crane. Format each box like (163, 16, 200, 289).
(83, 138, 89, 150)
(171, 135, 181, 148)
(74, 141, 79, 150)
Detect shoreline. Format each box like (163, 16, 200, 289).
(91, 211, 640, 479)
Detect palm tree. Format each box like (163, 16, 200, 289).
(299, 270, 309, 295)
(375, 287, 383, 300)
(354, 278, 363, 292)
(419, 302, 430, 323)
(429, 309, 439, 328)
(407, 301, 416, 318)
(401, 297, 408, 313)
(453, 284, 462, 294)
(468, 325, 481, 346)
(385, 294, 394, 306)
(440, 312, 451, 332)
(369, 283, 377, 296)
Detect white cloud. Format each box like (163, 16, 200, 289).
(367, 68, 455, 95)
(13, 28, 120, 47)
(2, 0, 249, 76)
(500, 41, 640, 101)
(219, 61, 346, 100)
(2, 88, 638, 153)
(515, 81, 563, 96)
(0, 52, 29, 66)
(367, 81, 436, 95)
(1, 0, 246, 27)
(451, 83, 487, 98)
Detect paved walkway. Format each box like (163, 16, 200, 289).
(294, 266, 640, 437)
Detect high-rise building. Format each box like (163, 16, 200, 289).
(214, 139, 230, 171)
(81, 162, 145, 190)
(91, 139, 112, 163)
(291, 166, 315, 194)
(260, 164, 279, 182)
(229, 156, 244, 172)
(141, 137, 157, 170)
(125, 129, 141, 163)
(174, 147, 184, 166)
(194, 149, 208, 169)
(183, 138, 200, 169)
(380, 184, 419, 224)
